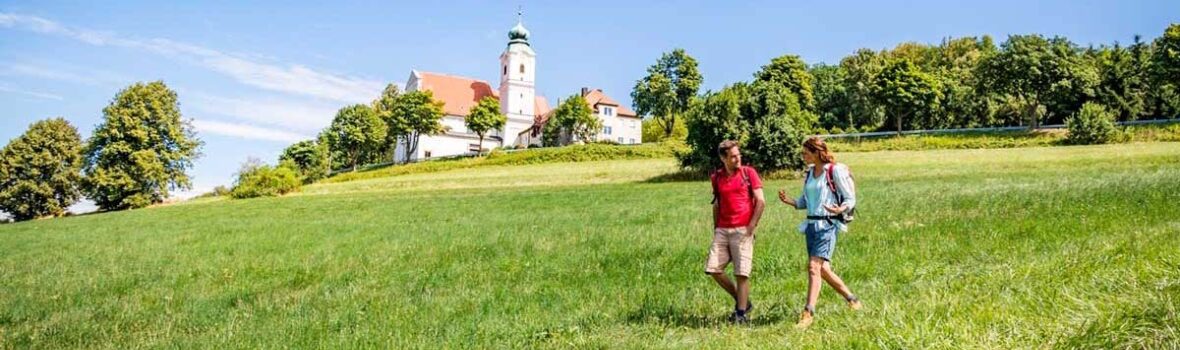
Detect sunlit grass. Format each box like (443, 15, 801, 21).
(1, 143, 1178, 348)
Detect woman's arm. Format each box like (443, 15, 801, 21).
(777, 189, 806, 209)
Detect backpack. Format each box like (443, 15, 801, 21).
(805, 163, 856, 223)
(710, 166, 754, 205)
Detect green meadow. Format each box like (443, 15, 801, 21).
(2, 143, 1179, 349)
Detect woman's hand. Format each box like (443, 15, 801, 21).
(823, 204, 847, 214)
(778, 190, 795, 206)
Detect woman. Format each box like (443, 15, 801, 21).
(778, 136, 862, 329)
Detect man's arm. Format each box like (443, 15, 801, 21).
(713, 201, 721, 228)
(746, 188, 766, 236)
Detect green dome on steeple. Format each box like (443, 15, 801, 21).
(508, 21, 530, 45)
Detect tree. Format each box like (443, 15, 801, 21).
(839, 49, 888, 131)
(631, 49, 702, 137)
(932, 36, 997, 128)
(641, 117, 687, 143)
(1150, 24, 1180, 85)
(0, 118, 83, 221)
(372, 83, 403, 162)
(391, 90, 445, 162)
(809, 63, 852, 130)
(1149, 24, 1180, 118)
(872, 59, 942, 133)
(1089, 43, 1150, 121)
(82, 81, 203, 211)
(976, 35, 1096, 129)
(322, 104, 386, 171)
(682, 81, 814, 173)
(465, 96, 506, 154)
(754, 55, 816, 111)
(279, 139, 330, 182)
(547, 95, 600, 145)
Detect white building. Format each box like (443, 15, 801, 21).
(396, 16, 639, 162)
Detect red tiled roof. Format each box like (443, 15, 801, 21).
(414, 71, 550, 119)
(414, 71, 497, 116)
(582, 89, 637, 117)
(532, 88, 637, 127)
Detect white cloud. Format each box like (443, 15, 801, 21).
(0, 83, 64, 100)
(0, 61, 130, 86)
(0, 12, 388, 103)
(191, 119, 309, 143)
(185, 92, 341, 133)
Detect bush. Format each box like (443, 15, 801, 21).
(323, 142, 686, 183)
(279, 140, 330, 183)
(195, 185, 231, 199)
(230, 160, 302, 199)
(642, 117, 689, 143)
(1066, 102, 1118, 145)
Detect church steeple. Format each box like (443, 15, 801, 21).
(508, 7, 530, 46)
(499, 6, 537, 147)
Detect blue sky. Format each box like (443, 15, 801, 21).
(1, 0, 1177, 206)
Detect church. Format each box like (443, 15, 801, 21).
(394, 17, 641, 163)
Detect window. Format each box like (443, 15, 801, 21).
(424, 151, 432, 158)
(631, 120, 637, 128)
(503, 65, 507, 76)
(604, 126, 612, 135)
(519, 64, 525, 74)
(630, 138, 636, 144)
(468, 143, 481, 152)
(602, 106, 614, 116)
(618, 137, 624, 143)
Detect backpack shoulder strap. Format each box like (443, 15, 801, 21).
(710, 169, 720, 204)
(741, 166, 754, 198)
(826, 163, 840, 198)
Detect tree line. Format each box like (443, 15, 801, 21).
(635, 24, 1180, 172)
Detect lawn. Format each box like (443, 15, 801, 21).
(1, 143, 1178, 349)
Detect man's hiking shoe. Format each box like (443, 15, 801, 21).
(728, 311, 750, 325)
(795, 309, 814, 329)
(735, 299, 753, 314)
(848, 299, 863, 311)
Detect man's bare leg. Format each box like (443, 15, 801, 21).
(710, 272, 738, 301)
(735, 275, 750, 311)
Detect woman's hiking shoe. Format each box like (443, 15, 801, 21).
(795, 309, 814, 329)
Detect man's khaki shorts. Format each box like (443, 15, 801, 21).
(704, 227, 754, 277)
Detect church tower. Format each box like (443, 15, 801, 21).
(498, 11, 536, 146)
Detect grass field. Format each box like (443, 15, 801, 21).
(2, 143, 1179, 348)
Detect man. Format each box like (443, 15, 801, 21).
(705, 140, 766, 324)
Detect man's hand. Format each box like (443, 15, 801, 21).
(823, 204, 847, 214)
(745, 225, 756, 238)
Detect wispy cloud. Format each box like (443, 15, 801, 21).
(191, 119, 309, 143)
(0, 12, 387, 103)
(0, 61, 130, 86)
(185, 92, 341, 133)
(0, 83, 64, 100)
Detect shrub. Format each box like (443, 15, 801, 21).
(230, 160, 302, 199)
(1066, 102, 1117, 145)
(195, 185, 231, 199)
(279, 140, 330, 183)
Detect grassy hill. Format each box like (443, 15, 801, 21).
(2, 143, 1179, 348)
